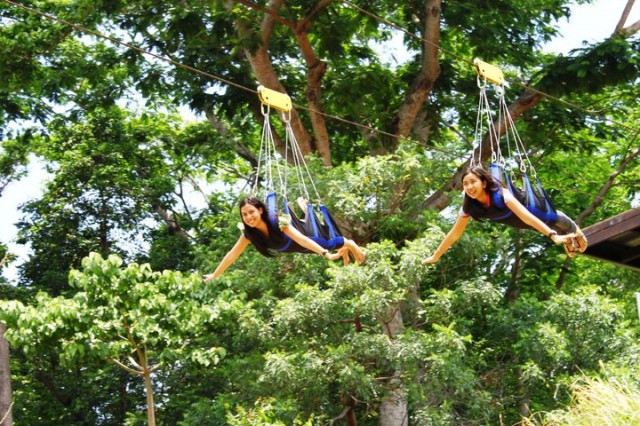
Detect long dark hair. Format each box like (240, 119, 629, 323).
(461, 166, 502, 215)
(239, 196, 282, 257)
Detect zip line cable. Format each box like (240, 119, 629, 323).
(2, 0, 638, 197)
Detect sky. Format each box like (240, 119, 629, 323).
(545, 0, 640, 53)
(1, 0, 639, 283)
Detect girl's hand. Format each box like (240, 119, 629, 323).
(203, 273, 216, 283)
(551, 233, 574, 245)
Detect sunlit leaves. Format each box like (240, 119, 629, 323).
(1, 252, 226, 369)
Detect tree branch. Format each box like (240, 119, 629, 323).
(153, 205, 193, 239)
(204, 109, 259, 167)
(576, 136, 640, 225)
(128, 355, 144, 372)
(122, 317, 149, 378)
(234, 0, 295, 29)
(620, 19, 640, 37)
(235, 0, 334, 165)
(301, 0, 334, 27)
(614, 0, 636, 35)
(294, 26, 331, 165)
(329, 406, 351, 424)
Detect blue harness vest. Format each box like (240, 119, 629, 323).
(261, 192, 345, 253)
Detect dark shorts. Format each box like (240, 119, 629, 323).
(551, 210, 577, 234)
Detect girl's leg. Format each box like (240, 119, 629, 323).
(550, 210, 577, 234)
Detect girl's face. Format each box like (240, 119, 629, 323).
(462, 172, 487, 199)
(240, 203, 263, 228)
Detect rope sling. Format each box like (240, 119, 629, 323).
(252, 86, 344, 253)
(472, 59, 558, 225)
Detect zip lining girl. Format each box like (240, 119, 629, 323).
(422, 166, 587, 264)
(204, 196, 365, 282)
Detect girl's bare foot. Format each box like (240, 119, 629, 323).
(573, 229, 588, 253)
(345, 239, 366, 264)
(337, 247, 351, 266)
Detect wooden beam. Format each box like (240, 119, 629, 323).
(580, 208, 640, 271)
(583, 207, 640, 246)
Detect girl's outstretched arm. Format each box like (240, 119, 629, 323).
(282, 225, 336, 259)
(504, 189, 574, 245)
(204, 235, 251, 282)
(422, 214, 471, 264)
(284, 225, 366, 265)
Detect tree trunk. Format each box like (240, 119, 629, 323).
(231, 0, 316, 161)
(233, 0, 334, 165)
(379, 308, 408, 426)
(295, 28, 331, 166)
(144, 368, 156, 426)
(0, 323, 13, 426)
(515, 367, 530, 418)
(505, 233, 524, 303)
(392, 0, 441, 142)
(378, 389, 408, 426)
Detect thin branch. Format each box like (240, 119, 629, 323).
(375, 373, 403, 381)
(0, 401, 13, 424)
(329, 406, 351, 424)
(183, 175, 209, 211)
(128, 355, 144, 372)
(122, 317, 148, 376)
(108, 357, 143, 376)
(620, 19, 640, 37)
(380, 305, 403, 338)
(174, 179, 192, 221)
(153, 204, 193, 239)
(205, 109, 259, 167)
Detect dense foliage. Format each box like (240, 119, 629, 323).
(1, 0, 639, 425)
